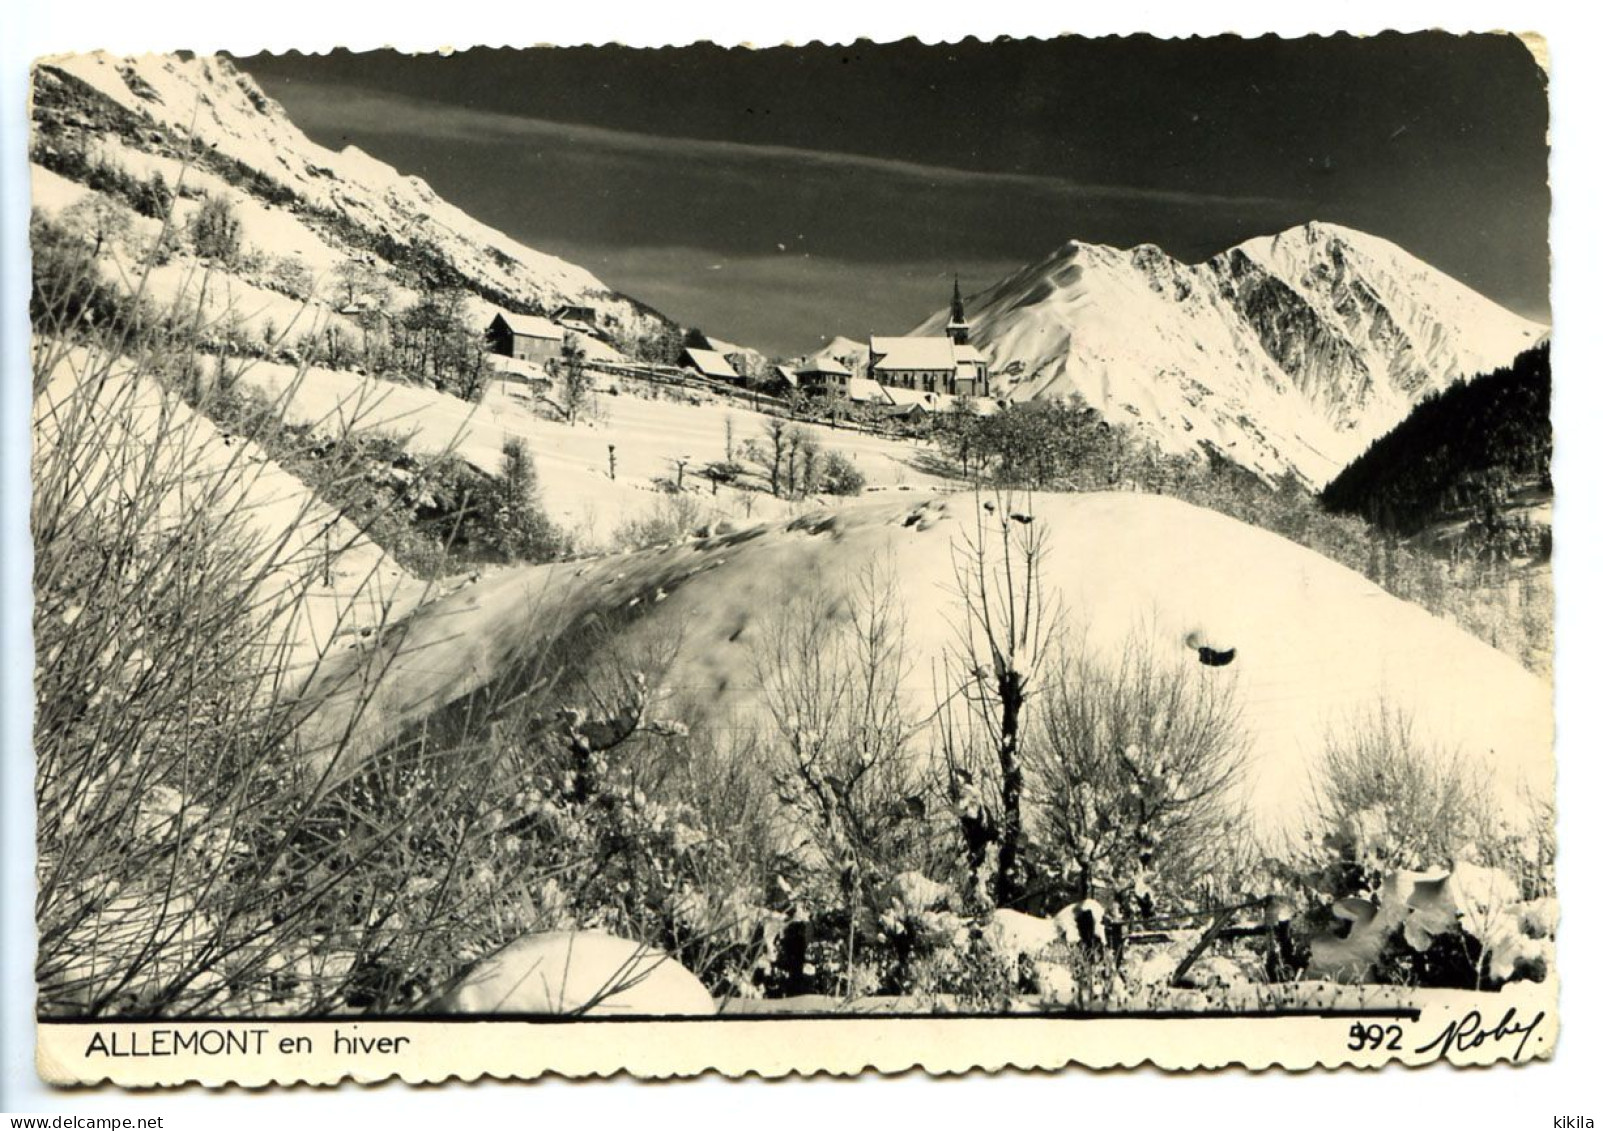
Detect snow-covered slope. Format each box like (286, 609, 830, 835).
(33, 349, 432, 684)
(32, 52, 672, 343)
(803, 336, 870, 375)
(916, 223, 1545, 485)
(295, 492, 1552, 843)
(233, 360, 949, 545)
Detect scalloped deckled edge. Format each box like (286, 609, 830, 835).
(37, 982, 1556, 1088)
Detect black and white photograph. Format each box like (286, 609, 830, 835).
(15, 25, 1566, 1084)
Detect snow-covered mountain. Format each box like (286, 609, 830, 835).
(916, 223, 1545, 485)
(31, 51, 674, 343)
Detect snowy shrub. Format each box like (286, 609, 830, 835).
(752, 563, 961, 997)
(1299, 707, 1504, 898)
(612, 493, 708, 552)
(1026, 634, 1248, 916)
(473, 625, 785, 999)
(1280, 708, 1557, 990)
(265, 254, 315, 300)
(817, 450, 866, 496)
(1300, 861, 1552, 990)
(188, 191, 243, 264)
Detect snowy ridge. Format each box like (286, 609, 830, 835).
(36, 52, 670, 340)
(916, 223, 1545, 485)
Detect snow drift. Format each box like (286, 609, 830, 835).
(294, 492, 1552, 844)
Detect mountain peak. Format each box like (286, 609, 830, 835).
(914, 221, 1544, 485)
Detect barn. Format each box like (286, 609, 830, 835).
(487, 311, 565, 365)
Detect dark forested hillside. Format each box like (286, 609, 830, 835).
(1320, 343, 1551, 544)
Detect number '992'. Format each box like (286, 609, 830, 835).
(1348, 1023, 1404, 1051)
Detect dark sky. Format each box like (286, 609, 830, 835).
(236, 34, 1550, 358)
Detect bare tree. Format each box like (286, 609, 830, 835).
(745, 414, 792, 497)
(755, 560, 932, 987)
(548, 333, 591, 424)
(939, 490, 1058, 908)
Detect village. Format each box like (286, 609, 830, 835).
(484, 279, 1001, 432)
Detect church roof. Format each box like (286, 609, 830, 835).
(869, 335, 958, 371)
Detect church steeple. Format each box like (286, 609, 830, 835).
(945, 276, 970, 345)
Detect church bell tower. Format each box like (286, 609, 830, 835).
(945, 276, 970, 346)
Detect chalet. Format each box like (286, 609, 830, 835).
(883, 401, 930, 426)
(487, 311, 564, 364)
(679, 347, 741, 382)
(798, 355, 853, 398)
(883, 386, 940, 412)
(771, 365, 800, 392)
(867, 280, 990, 398)
(337, 294, 388, 319)
(553, 304, 600, 334)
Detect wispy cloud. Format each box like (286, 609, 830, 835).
(270, 79, 1293, 212)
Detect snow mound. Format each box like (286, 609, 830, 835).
(294, 492, 1551, 844)
(433, 930, 715, 1015)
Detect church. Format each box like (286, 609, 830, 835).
(867, 280, 991, 398)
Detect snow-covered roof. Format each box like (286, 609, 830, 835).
(884, 386, 938, 409)
(682, 347, 740, 380)
(800, 356, 852, 377)
(870, 335, 957, 371)
(884, 402, 929, 419)
(953, 344, 988, 364)
(846, 377, 891, 404)
(773, 365, 800, 387)
(495, 311, 564, 340)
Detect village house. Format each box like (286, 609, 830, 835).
(553, 304, 600, 335)
(679, 346, 742, 382)
(337, 294, 388, 320)
(845, 376, 893, 405)
(797, 355, 853, 398)
(486, 311, 565, 365)
(867, 280, 991, 398)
